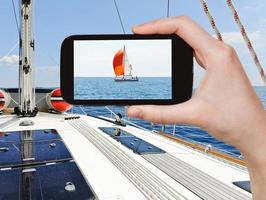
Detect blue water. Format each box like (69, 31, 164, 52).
(74, 77, 171, 100)
(70, 86, 266, 158)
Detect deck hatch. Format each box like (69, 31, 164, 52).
(99, 127, 165, 154)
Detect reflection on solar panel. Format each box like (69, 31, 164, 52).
(0, 129, 95, 200)
(99, 127, 165, 155)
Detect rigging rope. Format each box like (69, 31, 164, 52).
(113, 0, 126, 34)
(199, 0, 266, 85)
(198, 0, 223, 41)
(225, 0, 266, 85)
(11, 0, 20, 35)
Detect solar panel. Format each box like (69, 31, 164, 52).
(0, 142, 21, 166)
(0, 168, 20, 199)
(99, 127, 165, 155)
(29, 140, 72, 163)
(0, 130, 20, 143)
(0, 162, 95, 200)
(0, 130, 71, 167)
(0, 129, 60, 143)
(233, 181, 251, 193)
(99, 127, 131, 138)
(0, 129, 95, 199)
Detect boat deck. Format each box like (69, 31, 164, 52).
(0, 112, 252, 200)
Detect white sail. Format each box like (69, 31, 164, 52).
(123, 46, 132, 76)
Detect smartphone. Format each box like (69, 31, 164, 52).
(60, 34, 193, 105)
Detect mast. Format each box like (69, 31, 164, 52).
(17, 0, 37, 117)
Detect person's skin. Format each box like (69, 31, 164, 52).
(126, 16, 266, 199)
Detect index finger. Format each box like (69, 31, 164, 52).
(133, 16, 218, 54)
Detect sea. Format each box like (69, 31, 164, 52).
(71, 86, 266, 158)
(74, 77, 171, 100)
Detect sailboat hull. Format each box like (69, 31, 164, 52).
(114, 76, 139, 82)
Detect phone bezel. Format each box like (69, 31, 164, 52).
(60, 34, 193, 105)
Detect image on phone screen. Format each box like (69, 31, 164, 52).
(73, 39, 172, 100)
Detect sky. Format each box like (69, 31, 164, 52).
(0, 0, 266, 87)
(74, 40, 171, 77)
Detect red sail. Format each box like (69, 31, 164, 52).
(113, 49, 124, 76)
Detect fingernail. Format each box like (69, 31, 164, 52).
(131, 26, 137, 33)
(132, 25, 141, 33)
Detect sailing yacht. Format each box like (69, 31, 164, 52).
(113, 45, 139, 81)
(1, 0, 264, 199)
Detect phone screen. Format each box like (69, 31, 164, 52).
(73, 39, 172, 100)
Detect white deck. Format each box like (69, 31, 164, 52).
(0, 112, 252, 200)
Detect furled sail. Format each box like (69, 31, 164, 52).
(113, 48, 125, 76)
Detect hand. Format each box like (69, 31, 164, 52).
(127, 16, 266, 199)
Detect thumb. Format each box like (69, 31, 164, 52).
(126, 101, 195, 125)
